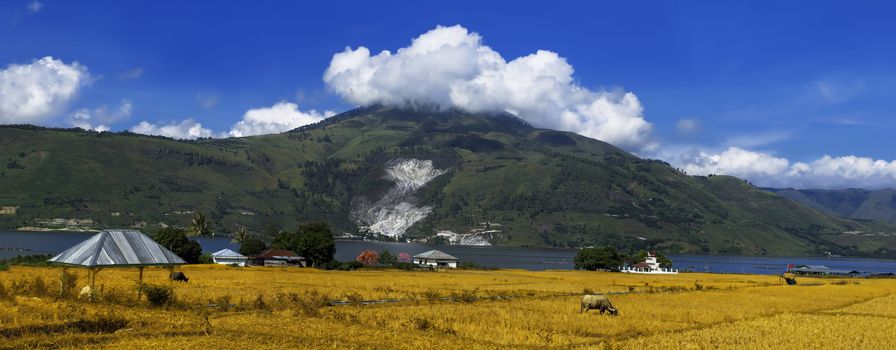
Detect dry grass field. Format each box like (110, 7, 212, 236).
(1, 265, 894, 349)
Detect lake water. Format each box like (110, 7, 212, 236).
(3, 230, 896, 274)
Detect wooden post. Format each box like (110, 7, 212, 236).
(59, 267, 68, 295)
(137, 266, 144, 299)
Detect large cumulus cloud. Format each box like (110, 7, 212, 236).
(677, 147, 896, 189)
(0, 56, 89, 124)
(130, 118, 212, 139)
(323, 25, 654, 151)
(228, 102, 334, 137)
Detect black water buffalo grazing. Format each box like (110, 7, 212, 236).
(170, 272, 189, 282)
(581, 294, 618, 315)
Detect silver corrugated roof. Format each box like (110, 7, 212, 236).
(413, 250, 458, 260)
(211, 248, 246, 258)
(49, 229, 186, 267)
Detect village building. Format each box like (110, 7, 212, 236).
(249, 248, 306, 267)
(620, 251, 678, 274)
(48, 229, 186, 292)
(413, 250, 458, 268)
(211, 248, 248, 266)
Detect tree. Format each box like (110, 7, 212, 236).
(379, 250, 397, 266)
(189, 212, 211, 236)
(239, 237, 268, 256)
(574, 246, 623, 271)
(154, 227, 202, 264)
(264, 223, 281, 240)
(232, 226, 250, 244)
(356, 250, 379, 265)
(272, 222, 335, 267)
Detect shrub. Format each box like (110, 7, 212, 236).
(394, 262, 417, 271)
(320, 260, 363, 271)
(253, 294, 270, 311)
(344, 292, 364, 306)
(0, 254, 52, 266)
(198, 253, 214, 264)
(0, 281, 9, 300)
(379, 250, 397, 266)
(450, 288, 478, 303)
(142, 284, 175, 307)
(421, 289, 442, 301)
(0, 263, 8, 271)
(102, 287, 136, 306)
(59, 270, 78, 298)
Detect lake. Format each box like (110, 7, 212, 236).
(3, 230, 896, 274)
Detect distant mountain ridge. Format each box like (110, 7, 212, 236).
(764, 188, 896, 224)
(1, 105, 895, 257)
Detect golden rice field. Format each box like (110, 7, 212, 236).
(1, 265, 895, 349)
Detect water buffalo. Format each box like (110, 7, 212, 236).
(170, 271, 189, 282)
(581, 294, 618, 315)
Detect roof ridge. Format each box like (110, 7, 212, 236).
(88, 230, 111, 267)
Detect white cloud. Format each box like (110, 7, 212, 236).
(196, 93, 218, 108)
(0, 56, 89, 124)
(118, 68, 143, 80)
(676, 118, 699, 134)
(724, 129, 793, 148)
(680, 147, 791, 180)
(68, 99, 132, 132)
(814, 79, 866, 104)
(228, 101, 334, 137)
(130, 118, 212, 139)
(27, 1, 43, 14)
(675, 147, 896, 189)
(323, 25, 654, 151)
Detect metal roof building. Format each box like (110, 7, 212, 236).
(413, 250, 458, 268)
(211, 248, 248, 266)
(48, 229, 186, 291)
(49, 229, 185, 267)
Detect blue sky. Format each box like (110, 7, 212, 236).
(3, 1, 896, 188)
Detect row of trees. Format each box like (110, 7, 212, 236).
(155, 218, 337, 266)
(573, 246, 673, 271)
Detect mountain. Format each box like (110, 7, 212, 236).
(765, 188, 896, 224)
(1, 105, 894, 257)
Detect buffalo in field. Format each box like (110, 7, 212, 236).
(170, 271, 189, 282)
(581, 294, 618, 315)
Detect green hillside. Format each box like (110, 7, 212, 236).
(766, 188, 896, 224)
(1, 106, 894, 257)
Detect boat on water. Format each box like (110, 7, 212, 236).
(620, 251, 679, 274)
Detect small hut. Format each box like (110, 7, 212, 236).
(413, 250, 458, 268)
(48, 229, 185, 293)
(211, 249, 248, 266)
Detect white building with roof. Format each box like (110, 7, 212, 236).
(620, 251, 678, 274)
(211, 248, 248, 266)
(413, 250, 458, 268)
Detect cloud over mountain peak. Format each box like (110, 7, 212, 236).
(323, 25, 654, 151)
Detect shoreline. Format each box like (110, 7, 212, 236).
(13, 226, 100, 233)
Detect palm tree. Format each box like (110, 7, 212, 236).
(232, 225, 250, 244)
(189, 212, 210, 236)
